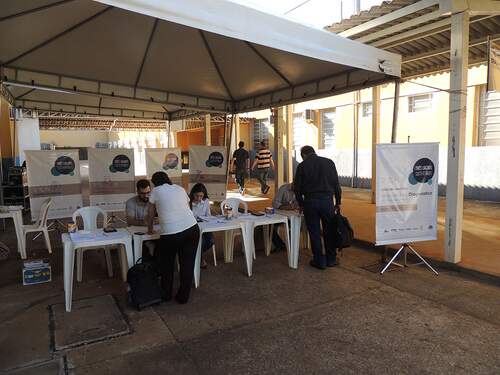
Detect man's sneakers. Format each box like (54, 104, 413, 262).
(326, 260, 339, 267)
(263, 185, 270, 194)
(309, 259, 339, 270)
(309, 260, 326, 270)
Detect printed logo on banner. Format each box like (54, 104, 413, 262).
(51, 156, 75, 176)
(205, 152, 224, 168)
(163, 153, 179, 170)
(109, 154, 131, 173)
(409, 158, 434, 185)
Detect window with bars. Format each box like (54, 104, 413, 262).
(408, 94, 433, 112)
(253, 118, 270, 149)
(362, 102, 372, 117)
(321, 109, 336, 150)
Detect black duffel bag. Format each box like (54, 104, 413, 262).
(332, 210, 354, 249)
(127, 258, 162, 311)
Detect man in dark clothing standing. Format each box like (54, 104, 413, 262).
(231, 141, 250, 194)
(294, 145, 342, 270)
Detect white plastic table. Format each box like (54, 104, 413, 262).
(236, 213, 291, 276)
(62, 229, 133, 312)
(275, 209, 303, 269)
(127, 222, 246, 288)
(194, 217, 247, 287)
(0, 206, 25, 258)
(127, 225, 161, 264)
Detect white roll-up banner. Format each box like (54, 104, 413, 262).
(25, 150, 83, 220)
(376, 143, 439, 246)
(145, 148, 182, 184)
(88, 149, 135, 212)
(189, 145, 227, 201)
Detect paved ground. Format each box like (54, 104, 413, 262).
(1, 218, 500, 374)
(226, 179, 500, 277)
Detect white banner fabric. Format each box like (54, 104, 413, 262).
(188, 146, 227, 201)
(25, 150, 83, 220)
(145, 148, 182, 183)
(88, 149, 135, 212)
(375, 143, 439, 246)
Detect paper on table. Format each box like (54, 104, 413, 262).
(70, 230, 128, 242)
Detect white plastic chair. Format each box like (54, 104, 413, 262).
(21, 198, 52, 258)
(220, 198, 248, 215)
(73, 207, 118, 282)
(220, 198, 253, 261)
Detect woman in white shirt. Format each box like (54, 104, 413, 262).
(189, 183, 214, 268)
(147, 172, 199, 304)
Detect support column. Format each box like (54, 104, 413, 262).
(0, 97, 14, 181)
(371, 86, 380, 204)
(286, 105, 294, 183)
(391, 80, 400, 143)
(445, 11, 469, 263)
(352, 91, 360, 188)
(273, 107, 285, 191)
(231, 114, 240, 156)
(204, 114, 211, 146)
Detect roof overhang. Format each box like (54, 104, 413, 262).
(0, 0, 401, 120)
(327, 0, 500, 80)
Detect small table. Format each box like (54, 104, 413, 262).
(127, 225, 161, 264)
(0, 206, 25, 258)
(275, 210, 304, 269)
(62, 229, 133, 312)
(237, 213, 291, 276)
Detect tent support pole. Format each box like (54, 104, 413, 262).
(391, 79, 400, 143)
(225, 113, 235, 197)
(445, 11, 469, 263)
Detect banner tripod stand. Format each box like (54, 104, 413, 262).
(380, 243, 438, 275)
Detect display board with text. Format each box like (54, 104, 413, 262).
(376, 143, 439, 246)
(88, 149, 135, 212)
(145, 148, 182, 185)
(25, 150, 83, 220)
(188, 146, 227, 201)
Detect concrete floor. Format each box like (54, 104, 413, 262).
(1, 214, 500, 374)
(227, 179, 500, 278)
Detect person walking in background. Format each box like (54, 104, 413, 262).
(147, 172, 199, 304)
(252, 141, 274, 194)
(189, 183, 214, 268)
(231, 141, 250, 195)
(294, 146, 341, 270)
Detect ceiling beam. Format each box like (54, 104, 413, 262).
(439, 0, 500, 16)
(15, 98, 167, 119)
(356, 10, 444, 44)
(372, 14, 496, 49)
(339, 0, 439, 37)
(402, 33, 500, 64)
(1, 67, 231, 113)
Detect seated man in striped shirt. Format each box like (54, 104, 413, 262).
(251, 141, 274, 194)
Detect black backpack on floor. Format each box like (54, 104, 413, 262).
(127, 259, 162, 311)
(332, 212, 354, 249)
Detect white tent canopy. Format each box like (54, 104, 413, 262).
(0, 0, 401, 120)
